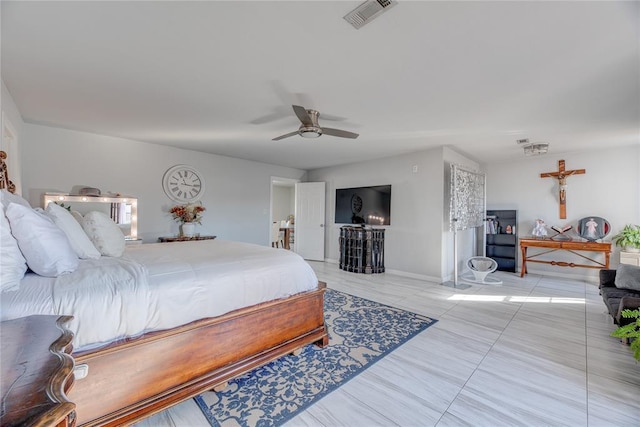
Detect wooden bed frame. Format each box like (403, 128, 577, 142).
(0, 151, 329, 426)
(71, 284, 327, 426)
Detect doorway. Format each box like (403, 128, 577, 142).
(270, 177, 298, 250)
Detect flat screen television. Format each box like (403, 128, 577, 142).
(335, 185, 391, 225)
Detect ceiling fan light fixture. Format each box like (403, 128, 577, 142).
(300, 128, 321, 138)
(516, 138, 549, 156)
(271, 105, 358, 141)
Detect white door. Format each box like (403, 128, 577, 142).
(295, 182, 326, 261)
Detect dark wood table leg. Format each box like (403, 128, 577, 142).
(282, 228, 290, 250)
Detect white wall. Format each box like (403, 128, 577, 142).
(485, 145, 640, 280)
(20, 123, 307, 244)
(308, 144, 639, 282)
(308, 146, 456, 281)
(1, 81, 23, 139)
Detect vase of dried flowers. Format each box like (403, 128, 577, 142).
(181, 222, 196, 237)
(170, 203, 206, 237)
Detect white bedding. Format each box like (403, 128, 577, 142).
(0, 240, 319, 351)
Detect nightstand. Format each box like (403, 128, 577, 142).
(158, 235, 217, 243)
(1, 315, 76, 427)
(620, 251, 640, 266)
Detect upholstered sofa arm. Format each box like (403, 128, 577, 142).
(599, 269, 617, 289)
(616, 296, 640, 326)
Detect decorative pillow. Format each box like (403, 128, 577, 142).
(5, 203, 79, 277)
(82, 211, 125, 257)
(615, 263, 640, 291)
(46, 202, 101, 259)
(0, 210, 27, 291)
(70, 210, 84, 224)
(0, 189, 31, 211)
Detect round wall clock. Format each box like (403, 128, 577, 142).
(162, 164, 205, 203)
(351, 194, 363, 213)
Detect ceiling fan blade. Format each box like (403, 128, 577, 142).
(316, 113, 347, 122)
(249, 106, 292, 125)
(292, 105, 313, 126)
(272, 131, 299, 141)
(321, 127, 359, 139)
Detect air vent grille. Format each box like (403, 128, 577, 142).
(344, 0, 397, 29)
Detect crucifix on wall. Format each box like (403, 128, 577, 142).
(540, 159, 585, 219)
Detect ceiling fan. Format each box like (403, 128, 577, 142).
(272, 105, 359, 141)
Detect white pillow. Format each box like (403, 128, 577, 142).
(46, 202, 101, 259)
(5, 203, 79, 277)
(0, 210, 27, 291)
(0, 189, 31, 211)
(82, 211, 125, 257)
(70, 210, 84, 224)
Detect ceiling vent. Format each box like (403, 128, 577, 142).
(344, 0, 397, 29)
(517, 138, 549, 156)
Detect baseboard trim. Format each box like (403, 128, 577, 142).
(324, 258, 442, 283)
(517, 268, 600, 285)
(324, 259, 600, 285)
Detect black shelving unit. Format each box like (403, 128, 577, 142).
(486, 210, 517, 272)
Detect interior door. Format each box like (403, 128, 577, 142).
(295, 182, 326, 261)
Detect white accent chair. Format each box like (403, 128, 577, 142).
(271, 222, 284, 248)
(465, 256, 502, 285)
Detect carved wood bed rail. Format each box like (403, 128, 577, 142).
(71, 282, 328, 426)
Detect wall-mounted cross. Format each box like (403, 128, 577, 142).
(540, 159, 585, 219)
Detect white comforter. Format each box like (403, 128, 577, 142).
(0, 240, 319, 351)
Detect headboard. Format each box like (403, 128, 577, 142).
(0, 150, 16, 194)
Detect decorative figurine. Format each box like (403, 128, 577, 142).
(532, 219, 548, 238)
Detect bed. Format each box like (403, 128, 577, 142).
(0, 151, 328, 426)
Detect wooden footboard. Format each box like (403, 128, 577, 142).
(69, 282, 328, 426)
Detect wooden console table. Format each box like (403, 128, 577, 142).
(520, 238, 611, 277)
(158, 235, 216, 243)
(1, 315, 76, 427)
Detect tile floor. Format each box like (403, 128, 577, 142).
(137, 262, 640, 426)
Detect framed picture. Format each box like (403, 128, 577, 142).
(577, 216, 610, 241)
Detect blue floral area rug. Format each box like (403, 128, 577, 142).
(194, 289, 437, 427)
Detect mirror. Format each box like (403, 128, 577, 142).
(43, 193, 138, 239)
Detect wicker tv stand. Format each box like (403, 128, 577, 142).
(339, 226, 385, 274)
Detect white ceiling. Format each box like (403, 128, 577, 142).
(2, 1, 638, 170)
